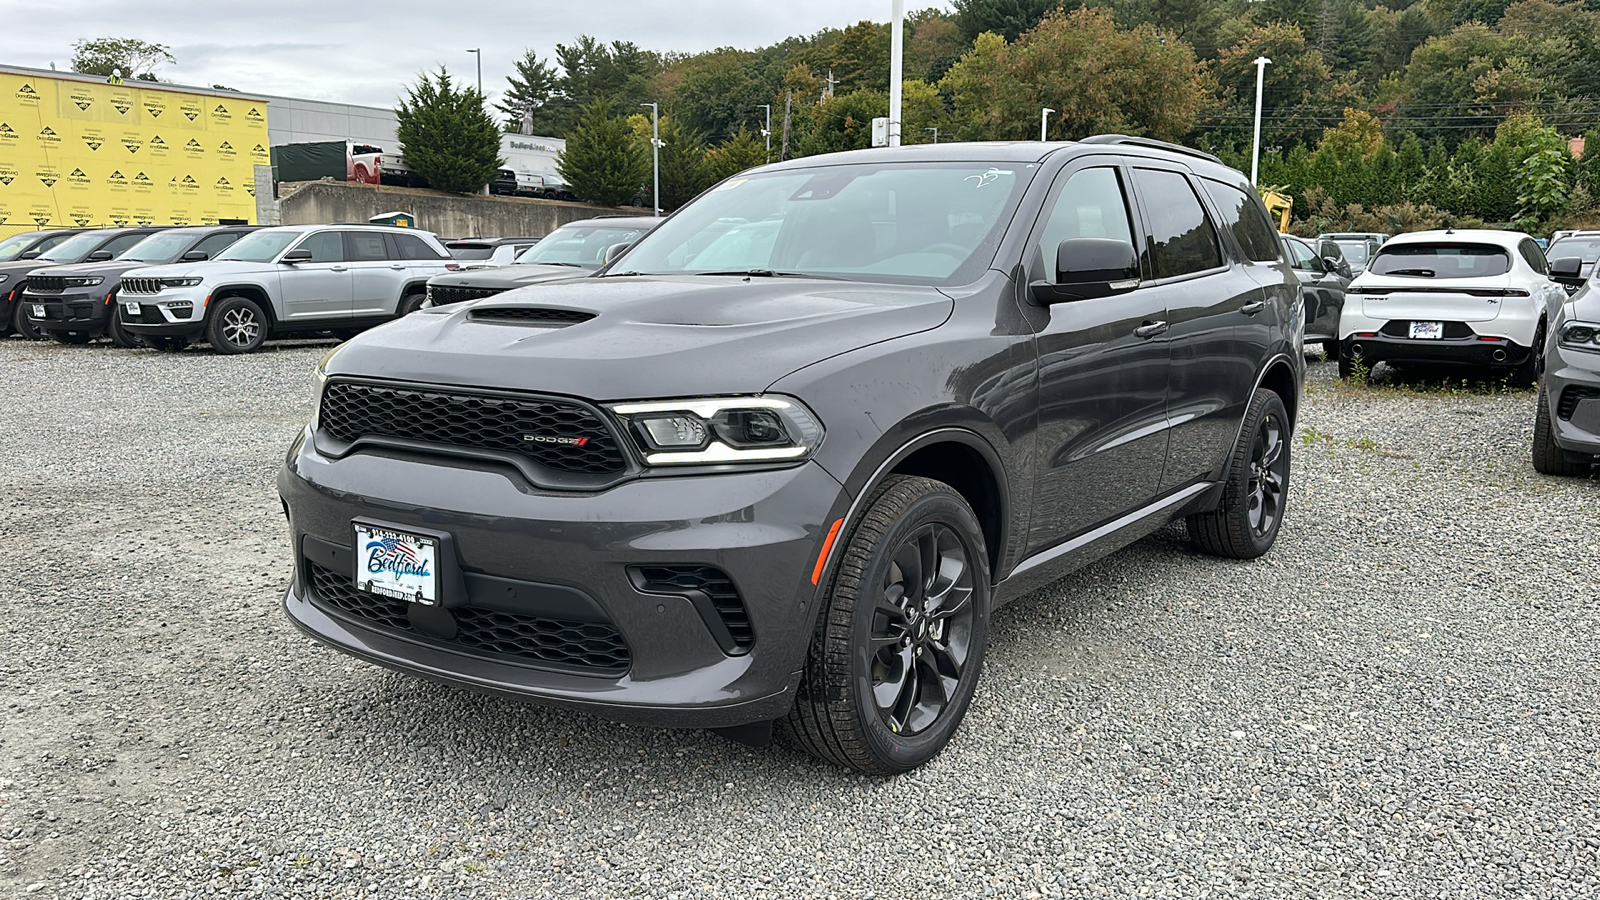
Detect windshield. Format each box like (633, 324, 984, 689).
(121, 232, 200, 263)
(1367, 243, 1511, 279)
(1549, 237, 1600, 265)
(38, 231, 111, 262)
(613, 163, 1029, 283)
(0, 233, 41, 262)
(1334, 240, 1370, 264)
(517, 225, 649, 267)
(216, 230, 303, 263)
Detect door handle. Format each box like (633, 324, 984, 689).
(1240, 300, 1266, 315)
(389, 264, 406, 270)
(1134, 321, 1168, 339)
(330, 265, 348, 272)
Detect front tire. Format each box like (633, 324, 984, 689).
(12, 303, 44, 341)
(1188, 388, 1291, 559)
(397, 291, 426, 317)
(786, 475, 991, 775)
(108, 311, 145, 348)
(1532, 384, 1588, 476)
(206, 296, 267, 354)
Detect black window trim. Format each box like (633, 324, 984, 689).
(1128, 162, 1229, 288)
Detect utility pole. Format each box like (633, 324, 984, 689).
(1251, 57, 1272, 186)
(466, 49, 482, 101)
(780, 92, 793, 161)
(758, 104, 772, 162)
(888, 0, 904, 147)
(823, 69, 838, 101)
(1040, 108, 1054, 142)
(641, 102, 661, 216)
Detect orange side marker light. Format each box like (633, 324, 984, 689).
(811, 518, 845, 585)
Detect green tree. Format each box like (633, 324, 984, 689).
(496, 51, 559, 134)
(1213, 23, 1337, 150)
(659, 48, 763, 143)
(540, 37, 663, 136)
(952, 0, 1058, 42)
(70, 37, 174, 80)
(1576, 128, 1600, 202)
(705, 126, 770, 181)
(558, 100, 650, 208)
(908, 10, 967, 82)
(395, 68, 503, 194)
(630, 115, 714, 211)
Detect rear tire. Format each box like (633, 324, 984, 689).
(1532, 384, 1589, 476)
(12, 303, 44, 341)
(206, 296, 267, 354)
(785, 475, 991, 775)
(1188, 388, 1291, 559)
(397, 292, 426, 316)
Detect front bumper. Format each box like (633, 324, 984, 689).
(278, 431, 850, 728)
(26, 292, 111, 333)
(119, 292, 206, 338)
(1341, 334, 1532, 369)
(1544, 345, 1600, 460)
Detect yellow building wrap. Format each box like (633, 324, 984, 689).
(0, 71, 270, 238)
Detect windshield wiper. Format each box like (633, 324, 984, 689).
(523, 261, 587, 268)
(689, 269, 831, 279)
(1386, 268, 1436, 277)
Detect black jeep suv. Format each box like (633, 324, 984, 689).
(279, 137, 1303, 774)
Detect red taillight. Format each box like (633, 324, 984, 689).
(1478, 336, 1502, 341)
(444, 263, 460, 271)
(1355, 332, 1378, 338)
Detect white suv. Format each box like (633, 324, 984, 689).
(117, 225, 454, 353)
(1338, 229, 1565, 383)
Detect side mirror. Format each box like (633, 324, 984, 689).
(19, 250, 40, 260)
(1322, 256, 1348, 275)
(601, 242, 633, 266)
(281, 249, 314, 264)
(181, 250, 210, 261)
(1550, 256, 1584, 287)
(87, 250, 114, 261)
(1033, 238, 1140, 304)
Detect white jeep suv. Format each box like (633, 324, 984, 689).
(117, 224, 454, 353)
(1338, 229, 1566, 384)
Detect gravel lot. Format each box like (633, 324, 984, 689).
(1, 336, 1597, 899)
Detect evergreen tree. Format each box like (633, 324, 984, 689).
(705, 126, 770, 182)
(952, 0, 1058, 42)
(395, 68, 503, 194)
(558, 100, 651, 208)
(496, 51, 559, 134)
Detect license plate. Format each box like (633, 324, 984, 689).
(123, 301, 140, 316)
(354, 523, 439, 605)
(1409, 321, 1444, 339)
(30, 304, 44, 318)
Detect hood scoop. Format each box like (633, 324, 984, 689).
(469, 307, 595, 328)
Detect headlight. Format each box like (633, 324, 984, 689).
(609, 396, 823, 465)
(1559, 321, 1600, 350)
(0, 274, 8, 285)
(66, 276, 104, 287)
(161, 277, 204, 288)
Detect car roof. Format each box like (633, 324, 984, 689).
(446, 237, 542, 246)
(1379, 229, 1528, 249)
(254, 224, 439, 236)
(754, 136, 1240, 179)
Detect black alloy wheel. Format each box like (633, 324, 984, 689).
(787, 475, 991, 774)
(207, 296, 267, 354)
(1189, 388, 1291, 559)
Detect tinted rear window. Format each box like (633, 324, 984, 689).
(448, 244, 495, 260)
(1367, 243, 1510, 278)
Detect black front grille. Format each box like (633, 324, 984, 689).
(25, 277, 65, 294)
(1558, 386, 1600, 420)
(633, 565, 753, 653)
(470, 307, 594, 326)
(430, 285, 507, 305)
(122, 277, 162, 295)
(307, 562, 631, 673)
(318, 381, 626, 475)
(1379, 320, 1476, 339)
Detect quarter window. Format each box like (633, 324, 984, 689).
(1518, 239, 1548, 275)
(395, 233, 448, 260)
(1202, 179, 1281, 263)
(1132, 169, 1222, 279)
(1032, 167, 1136, 283)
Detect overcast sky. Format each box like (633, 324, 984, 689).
(2, 1, 951, 108)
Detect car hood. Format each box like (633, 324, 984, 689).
(27, 260, 153, 280)
(0, 260, 62, 283)
(329, 276, 954, 400)
(430, 264, 595, 288)
(127, 260, 275, 280)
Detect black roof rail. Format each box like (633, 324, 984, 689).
(1078, 134, 1222, 165)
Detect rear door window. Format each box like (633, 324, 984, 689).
(1131, 168, 1223, 280)
(1367, 244, 1511, 278)
(345, 231, 390, 261)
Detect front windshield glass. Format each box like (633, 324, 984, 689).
(614, 162, 1030, 284)
(0, 233, 40, 262)
(517, 225, 649, 267)
(1549, 237, 1600, 265)
(1335, 240, 1370, 264)
(38, 231, 110, 262)
(121, 232, 200, 263)
(216, 230, 303, 263)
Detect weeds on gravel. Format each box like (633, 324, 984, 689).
(1332, 358, 1531, 398)
(1300, 428, 1381, 452)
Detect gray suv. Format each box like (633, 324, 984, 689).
(118, 224, 454, 353)
(279, 137, 1304, 774)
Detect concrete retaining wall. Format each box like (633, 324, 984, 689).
(274, 181, 634, 238)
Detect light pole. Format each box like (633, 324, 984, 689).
(641, 102, 661, 216)
(925, 127, 939, 144)
(758, 104, 772, 162)
(888, 0, 905, 147)
(466, 49, 482, 101)
(1040, 108, 1054, 142)
(1251, 56, 1271, 186)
